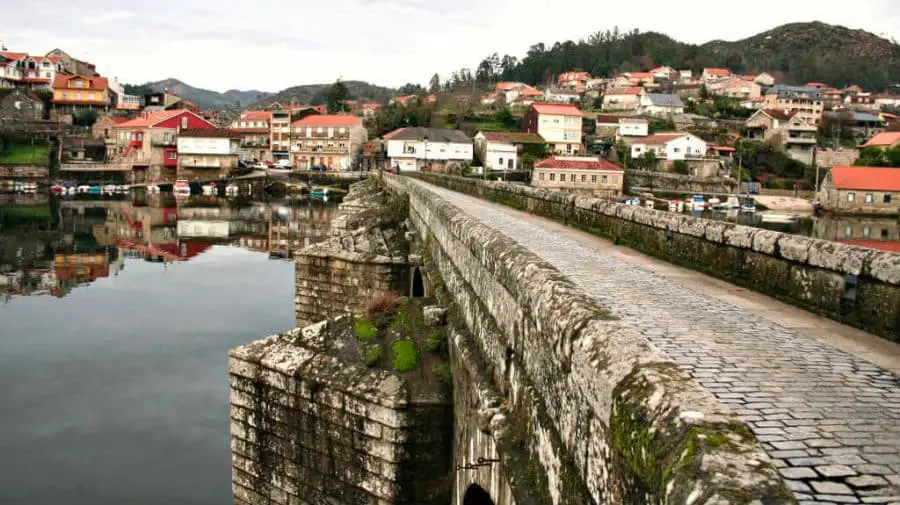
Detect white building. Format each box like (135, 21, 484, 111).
(523, 102, 583, 155)
(473, 131, 545, 171)
(630, 132, 708, 160)
(618, 117, 648, 137)
(543, 89, 581, 103)
(602, 87, 642, 111)
(385, 127, 473, 172)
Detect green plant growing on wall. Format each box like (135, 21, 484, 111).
(353, 318, 378, 342)
(364, 344, 383, 367)
(391, 339, 419, 372)
(433, 363, 452, 385)
(423, 328, 448, 353)
(671, 160, 690, 175)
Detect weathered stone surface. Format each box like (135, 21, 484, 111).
(807, 241, 870, 275)
(423, 306, 447, 327)
(777, 235, 814, 263)
(724, 225, 757, 249)
(866, 252, 900, 284)
(752, 229, 781, 255)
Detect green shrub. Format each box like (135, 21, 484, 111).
(353, 318, 378, 342)
(433, 363, 452, 386)
(423, 328, 447, 354)
(364, 344, 383, 367)
(391, 339, 418, 372)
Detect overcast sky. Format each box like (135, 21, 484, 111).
(4, 0, 899, 93)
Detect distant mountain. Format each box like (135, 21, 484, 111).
(143, 78, 273, 110)
(249, 81, 396, 109)
(495, 21, 900, 91)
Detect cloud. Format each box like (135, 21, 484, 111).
(83, 11, 136, 25)
(2, 0, 897, 92)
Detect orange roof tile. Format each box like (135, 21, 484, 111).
(382, 127, 406, 140)
(606, 87, 643, 96)
(627, 72, 653, 79)
(0, 52, 28, 61)
(535, 157, 622, 171)
(829, 166, 900, 191)
(116, 110, 186, 128)
(704, 68, 731, 76)
(241, 110, 271, 121)
(52, 74, 108, 91)
(861, 132, 900, 148)
(530, 102, 583, 116)
(291, 114, 362, 126)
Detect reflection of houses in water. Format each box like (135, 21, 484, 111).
(235, 202, 337, 258)
(53, 250, 123, 295)
(815, 215, 900, 253)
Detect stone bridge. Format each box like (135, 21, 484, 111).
(230, 173, 900, 505)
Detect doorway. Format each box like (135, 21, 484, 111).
(463, 484, 495, 505)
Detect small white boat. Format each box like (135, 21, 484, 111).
(708, 197, 721, 206)
(643, 200, 655, 209)
(117, 185, 130, 193)
(77, 185, 91, 194)
(741, 200, 757, 213)
(22, 182, 37, 193)
(225, 183, 239, 196)
(759, 212, 796, 223)
(146, 184, 160, 193)
(102, 184, 118, 194)
(201, 182, 217, 195)
(174, 180, 191, 197)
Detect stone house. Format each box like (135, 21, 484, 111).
(745, 108, 818, 164)
(818, 166, 900, 214)
(92, 115, 129, 150)
(594, 115, 623, 139)
(176, 129, 241, 181)
(384, 127, 473, 173)
(638, 93, 685, 117)
(0, 88, 44, 124)
(602, 87, 642, 111)
(61, 135, 106, 162)
(473, 131, 544, 171)
(754, 73, 776, 86)
(531, 156, 623, 197)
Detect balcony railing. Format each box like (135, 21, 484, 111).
(180, 162, 224, 169)
(150, 138, 176, 147)
(241, 141, 270, 148)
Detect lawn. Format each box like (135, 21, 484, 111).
(0, 143, 51, 165)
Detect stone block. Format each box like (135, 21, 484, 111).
(777, 235, 813, 263)
(724, 225, 757, 249)
(677, 214, 707, 238)
(807, 240, 870, 275)
(752, 229, 780, 255)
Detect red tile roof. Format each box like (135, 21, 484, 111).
(382, 127, 406, 140)
(632, 133, 687, 144)
(116, 110, 186, 128)
(837, 240, 900, 254)
(535, 157, 622, 171)
(518, 87, 544, 97)
(606, 86, 643, 96)
(0, 51, 28, 61)
(704, 68, 731, 76)
(760, 108, 797, 121)
(530, 102, 583, 116)
(291, 114, 363, 126)
(829, 166, 900, 191)
(52, 74, 108, 91)
(241, 110, 271, 121)
(861, 132, 900, 148)
(627, 72, 653, 79)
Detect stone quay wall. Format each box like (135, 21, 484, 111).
(382, 172, 792, 505)
(0, 164, 50, 180)
(407, 172, 900, 343)
(229, 325, 452, 505)
(625, 169, 738, 195)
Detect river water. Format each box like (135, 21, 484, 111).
(0, 192, 338, 505)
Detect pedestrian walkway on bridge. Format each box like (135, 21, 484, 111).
(417, 180, 900, 505)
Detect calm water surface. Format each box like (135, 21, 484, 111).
(0, 192, 337, 505)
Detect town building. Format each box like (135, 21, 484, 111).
(270, 110, 293, 165)
(289, 114, 367, 170)
(558, 71, 591, 88)
(594, 115, 623, 138)
(744, 108, 817, 164)
(384, 127, 472, 173)
(543, 89, 581, 103)
(115, 109, 217, 183)
(531, 156, 623, 197)
(618, 117, 649, 138)
(92, 115, 129, 150)
(176, 129, 242, 181)
(51, 74, 111, 117)
(0, 52, 65, 91)
(45, 48, 97, 76)
(650, 66, 677, 81)
(230, 110, 272, 162)
(629, 132, 708, 161)
(823, 111, 886, 140)
(473, 131, 544, 171)
(361, 103, 382, 117)
(638, 93, 685, 117)
(861, 132, 900, 149)
(0, 88, 44, 123)
(391, 95, 418, 106)
(143, 91, 182, 112)
(523, 102, 584, 156)
(602, 87, 642, 111)
(702, 68, 731, 82)
(754, 73, 776, 86)
(818, 166, 900, 214)
(714, 78, 762, 101)
(762, 85, 824, 125)
(873, 95, 900, 110)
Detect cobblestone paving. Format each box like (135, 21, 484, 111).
(420, 182, 900, 505)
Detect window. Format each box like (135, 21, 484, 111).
(75, 92, 81, 99)
(602, 175, 608, 183)
(865, 193, 874, 203)
(539, 172, 545, 181)
(847, 192, 855, 203)
(581, 174, 587, 182)
(844, 225, 852, 238)
(498, 157, 503, 166)
(882, 228, 889, 239)
(549, 173, 556, 181)
(885, 194, 893, 204)
(591, 175, 597, 183)
(570, 174, 576, 182)
(45, 72, 50, 78)
(674, 147, 681, 153)
(167, 151, 177, 160)
(863, 225, 871, 238)
(181, 117, 188, 129)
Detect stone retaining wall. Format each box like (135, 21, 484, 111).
(0, 164, 50, 180)
(383, 173, 792, 505)
(229, 325, 452, 505)
(407, 172, 900, 342)
(625, 169, 738, 195)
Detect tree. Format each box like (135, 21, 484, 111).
(397, 83, 425, 96)
(326, 80, 350, 113)
(429, 74, 441, 94)
(672, 160, 690, 175)
(123, 83, 154, 96)
(72, 109, 99, 127)
(855, 146, 900, 167)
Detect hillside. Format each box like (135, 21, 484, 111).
(248, 81, 396, 109)
(144, 78, 272, 110)
(496, 22, 900, 91)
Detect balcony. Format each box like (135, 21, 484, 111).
(151, 138, 176, 147)
(241, 141, 270, 148)
(180, 162, 223, 169)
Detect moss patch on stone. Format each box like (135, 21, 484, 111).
(364, 344, 383, 367)
(353, 318, 378, 342)
(391, 339, 419, 372)
(432, 363, 452, 385)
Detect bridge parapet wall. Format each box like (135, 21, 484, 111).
(382, 173, 792, 505)
(407, 173, 900, 343)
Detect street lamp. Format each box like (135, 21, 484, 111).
(422, 134, 429, 172)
